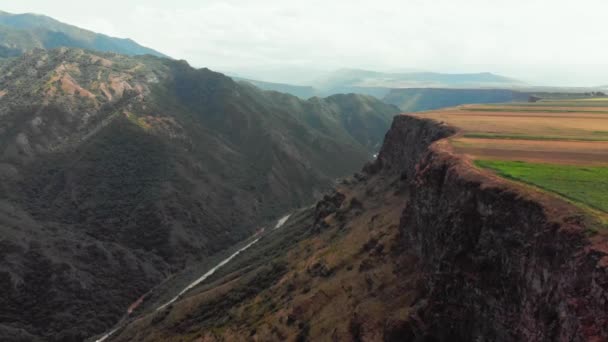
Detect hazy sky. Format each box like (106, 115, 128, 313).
(2, 0, 608, 86)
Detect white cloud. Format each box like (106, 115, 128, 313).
(2, 0, 608, 86)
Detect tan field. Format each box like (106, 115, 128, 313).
(452, 138, 608, 165)
(413, 102, 608, 165)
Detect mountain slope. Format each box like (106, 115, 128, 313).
(0, 48, 399, 341)
(0, 10, 166, 58)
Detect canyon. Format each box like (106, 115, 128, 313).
(103, 114, 608, 341)
(1, 9, 607, 342)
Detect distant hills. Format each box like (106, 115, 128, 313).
(315, 68, 524, 93)
(0, 10, 166, 58)
(239, 68, 526, 99)
(383, 88, 531, 112)
(240, 69, 608, 111)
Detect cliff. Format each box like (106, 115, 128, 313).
(375, 115, 608, 341)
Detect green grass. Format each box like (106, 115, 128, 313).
(475, 160, 608, 214)
(463, 132, 608, 141)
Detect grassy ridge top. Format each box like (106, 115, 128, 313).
(475, 160, 608, 216)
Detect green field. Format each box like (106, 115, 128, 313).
(475, 160, 608, 214)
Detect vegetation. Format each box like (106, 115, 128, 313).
(475, 160, 608, 214)
(0, 47, 399, 340)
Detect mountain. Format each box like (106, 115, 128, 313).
(313, 68, 524, 96)
(230, 68, 526, 100)
(383, 88, 531, 111)
(107, 115, 608, 342)
(316, 68, 523, 88)
(0, 10, 166, 58)
(0, 47, 399, 341)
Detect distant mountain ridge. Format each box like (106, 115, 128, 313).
(315, 68, 523, 89)
(0, 10, 167, 58)
(240, 68, 526, 99)
(383, 88, 531, 112)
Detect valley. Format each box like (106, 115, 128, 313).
(0, 47, 399, 341)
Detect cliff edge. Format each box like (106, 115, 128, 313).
(377, 115, 608, 341)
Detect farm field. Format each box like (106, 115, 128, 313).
(413, 98, 608, 215)
(417, 109, 608, 143)
(494, 97, 608, 107)
(475, 160, 608, 214)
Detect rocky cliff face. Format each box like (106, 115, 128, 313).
(375, 115, 608, 341)
(365, 115, 454, 178)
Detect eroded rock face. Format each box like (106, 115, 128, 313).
(369, 115, 454, 179)
(376, 115, 608, 341)
(401, 150, 608, 341)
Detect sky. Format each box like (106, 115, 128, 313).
(2, 0, 608, 86)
